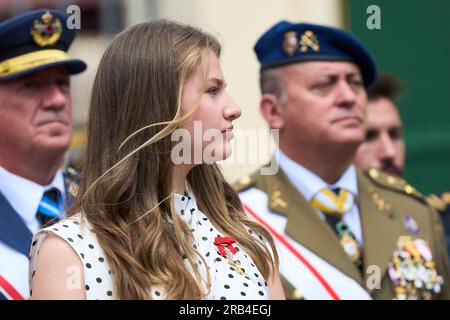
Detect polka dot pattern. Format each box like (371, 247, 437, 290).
(172, 193, 269, 300)
(29, 215, 115, 300)
(28, 193, 270, 300)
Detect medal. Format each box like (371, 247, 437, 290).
(389, 236, 443, 300)
(413, 239, 432, 261)
(388, 261, 401, 285)
(214, 236, 244, 275)
(335, 221, 362, 265)
(340, 233, 361, 263)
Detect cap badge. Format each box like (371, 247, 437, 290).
(300, 30, 319, 53)
(282, 31, 298, 56)
(31, 11, 62, 47)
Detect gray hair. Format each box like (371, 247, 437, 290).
(259, 68, 287, 103)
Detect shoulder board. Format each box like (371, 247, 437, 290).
(363, 168, 425, 201)
(441, 192, 450, 204)
(63, 166, 80, 182)
(63, 166, 80, 198)
(426, 194, 448, 212)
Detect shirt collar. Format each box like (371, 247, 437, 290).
(173, 191, 198, 224)
(0, 166, 65, 224)
(278, 150, 359, 201)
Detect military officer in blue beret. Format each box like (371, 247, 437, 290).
(0, 9, 86, 300)
(236, 21, 450, 300)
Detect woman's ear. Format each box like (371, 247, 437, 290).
(259, 94, 284, 129)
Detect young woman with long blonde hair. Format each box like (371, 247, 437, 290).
(29, 20, 285, 300)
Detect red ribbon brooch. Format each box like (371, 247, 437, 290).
(214, 236, 244, 275)
(214, 236, 239, 256)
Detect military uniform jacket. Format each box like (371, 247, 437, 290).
(0, 167, 78, 300)
(427, 192, 450, 263)
(237, 165, 450, 300)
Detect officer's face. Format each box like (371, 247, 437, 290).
(277, 61, 367, 149)
(0, 66, 72, 159)
(180, 50, 241, 163)
(354, 97, 405, 176)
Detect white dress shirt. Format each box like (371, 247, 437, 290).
(277, 150, 363, 244)
(0, 166, 66, 299)
(0, 166, 65, 234)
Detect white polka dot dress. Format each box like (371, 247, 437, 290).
(29, 193, 271, 300)
(29, 215, 115, 299)
(173, 193, 270, 300)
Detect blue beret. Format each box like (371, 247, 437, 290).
(0, 9, 87, 81)
(254, 21, 376, 87)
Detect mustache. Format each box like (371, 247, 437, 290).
(380, 161, 403, 177)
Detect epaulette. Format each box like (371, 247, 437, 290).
(363, 168, 425, 202)
(233, 174, 257, 192)
(426, 192, 450, 212)
(63, 166, 80, 198)
(64, 166, 79, 179)
(441, 192, 450, 204)
(426, 194, 448, 212)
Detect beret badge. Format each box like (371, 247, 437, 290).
(300, 30, 319, 53)
(255, 21, 375, 87)
(282, 31, 298, 56)
(30, 11, 62, 47)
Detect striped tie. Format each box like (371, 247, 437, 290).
(36, 188, 62, 227)
(311, 188, 363, 268)
(310, 187, 355, 216)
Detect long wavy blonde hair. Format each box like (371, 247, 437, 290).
(70, 20, 278, 299)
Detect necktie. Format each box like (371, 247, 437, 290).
(36, 188, 62, 227)
(311, 188, 363, 268)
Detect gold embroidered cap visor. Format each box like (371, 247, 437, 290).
(0, 9, 86, 81)
(0, 49, 86, 81)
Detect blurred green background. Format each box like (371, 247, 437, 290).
(346, 0, 450, 194)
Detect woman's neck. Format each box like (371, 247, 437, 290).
(172, 164, 193, 195)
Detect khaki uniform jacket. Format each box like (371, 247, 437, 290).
(236, 167, 450, 300)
